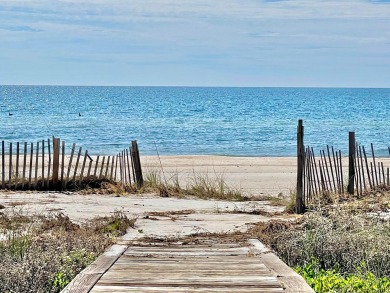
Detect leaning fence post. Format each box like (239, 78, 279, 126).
(348, 132, 355, 195)
(131, 140, 144, 188)
(296, 119, 305, 214)
(52, 138, 60, 189)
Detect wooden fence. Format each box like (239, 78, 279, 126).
(296, 120, 390, 212)
(303, 143, 390, 202)
(302, 145, 344, 203)
(0, 138, 143, 191)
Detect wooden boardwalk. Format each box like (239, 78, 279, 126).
(64, 239, 313, 293)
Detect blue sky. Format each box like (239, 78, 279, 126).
(0, 0, 389, 87)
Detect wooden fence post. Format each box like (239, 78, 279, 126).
(52, 138, 60, 189)
(1, 141, 4, 189)
(348, 132, 355, 195)
(131, 140, 144, 188)
(296, 119, 305, 214)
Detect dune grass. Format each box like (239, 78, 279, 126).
(0, 210, 135, 293)
(247, 190, 390, 293)
(142, 169, 247, 201)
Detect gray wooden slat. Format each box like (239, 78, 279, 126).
(9, 142, 12, 188)
(125, 247, 250, 252)
(47, 138, 51, 187)
(110, 268, 269, 275)
(123, 251, 250, 255)
(22, 142, 27, 189)
(91, 285, 284, 293)
(15, 142, 19, 189)
(41, 139, 45, 188)
(73, 147, 82, 182)
(114, 260, 268, 267)
(97, 277, 281, 287)
(61, 273, 102, 293)
(62, 244, 127, 293)
(1, 141, 4, 189)
(65, 142, 76, 186)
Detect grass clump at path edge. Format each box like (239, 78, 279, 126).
(248, 191, 390, 293)
(0, 210, 135, 293)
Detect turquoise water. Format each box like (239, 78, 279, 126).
(0, 85, 389, 156)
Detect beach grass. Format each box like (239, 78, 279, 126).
(0, 209, 135, 293)
(248, 190, 390, 293)
(142, 169, 247, 201)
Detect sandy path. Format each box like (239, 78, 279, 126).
(0, 191, 289, 238)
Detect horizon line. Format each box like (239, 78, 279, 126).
(1, 84, 389, 89)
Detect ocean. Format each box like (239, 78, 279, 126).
(0, 85, 389, 156)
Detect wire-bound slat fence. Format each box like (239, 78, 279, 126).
(302, 146, 345, 203)
(302, 143, 390, 203)
(0, 138, 143, 191)
(296, 120, 390, 213)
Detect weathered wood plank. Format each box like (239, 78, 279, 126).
(15, 142, 19, 189)
(87, 156, 93, 178)
(93, 155, 100, 178)
(62, 244, 127, 293)
(97, 277, 281, 287)
(126, 148, 132, 184)
(1, 141, 4, 189)
(103, 265, 270, 274)
(22, 142, 27, 189)
(47, 138, 51, 187)
(122, 251, 251, 255)
(73, 147, 82, 182)
(91, 285, 284, 293)
(41, 139, 45, 189)
(99, 156, 105, 179)
(52, 138, 60, 188)
(109, 155, 115, 181)
(79, 150, 88, 183)
(28, 142, 33, 189)
(8, 142, 12, 188)
(65, 142, 76, 187)
(115, 258, 267, 266)
(104, 155, 110, 179)
(114, 155, 118, 181)
(259, 253, 314, 293)
(61, 273, 102, 293)
(34, 141, 39, 189)
(125, 246, 250, 252)
(61, 141, 65, 188)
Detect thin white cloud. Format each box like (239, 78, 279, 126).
(0, 0, 389, 86)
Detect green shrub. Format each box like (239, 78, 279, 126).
(50, 249, 96, 291)
(296, 259, 390, 293)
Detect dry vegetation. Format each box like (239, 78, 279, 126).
(251, 190, 390, 292)
(267, 190, 390, 276)
(0, 209, 135, 293)
(142, 170, 249, 201)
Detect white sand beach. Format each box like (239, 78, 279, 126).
(142, 155, 297, 196)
